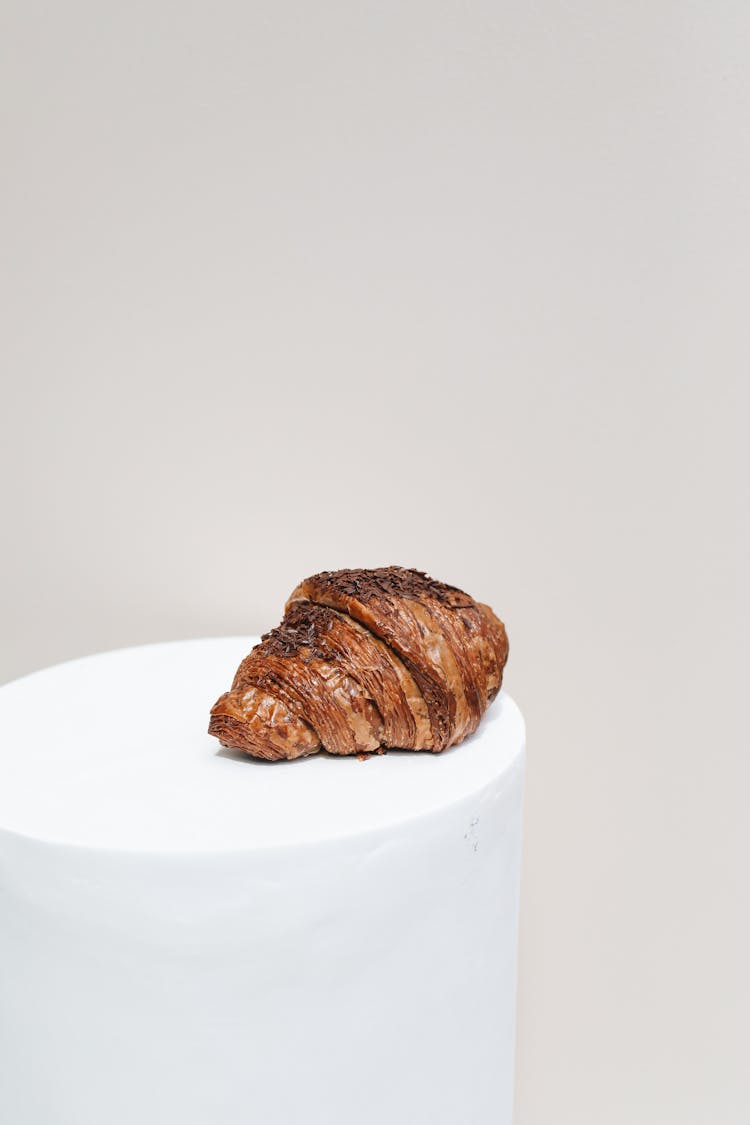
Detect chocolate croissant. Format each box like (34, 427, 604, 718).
(208, 566, 508, 761)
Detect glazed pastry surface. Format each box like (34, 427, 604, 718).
(209, 566, 508, 760)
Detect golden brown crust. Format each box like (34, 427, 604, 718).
(238, 601, 433, 751)
(286, 567, 503, 749)
(475, 602, 510, 703)
(232, 616, 383, 758)
(208, 685, 321, 761)
(209, 567, 508, 760)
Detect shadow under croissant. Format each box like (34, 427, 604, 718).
(213, 731, 481, 765)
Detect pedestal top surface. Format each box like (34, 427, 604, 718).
(0, 638, 525, 853)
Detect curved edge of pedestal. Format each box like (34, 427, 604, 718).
(0, 736, 526, 861)
(0, 745, 526, 958)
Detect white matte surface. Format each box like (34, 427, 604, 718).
(0, 637, 524, 852)
(0, 640, 525, 1125)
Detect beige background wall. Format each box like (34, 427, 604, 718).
(2, 2, 748, 1121)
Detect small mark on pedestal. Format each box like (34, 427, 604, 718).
(464, 817, 480, 852)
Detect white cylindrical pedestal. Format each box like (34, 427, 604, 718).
(0, 638, 525, 1125)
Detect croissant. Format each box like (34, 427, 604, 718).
(208, 566, 509, 761)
